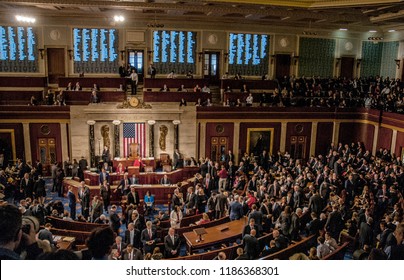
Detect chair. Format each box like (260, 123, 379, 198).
(162, 165, 172, 172)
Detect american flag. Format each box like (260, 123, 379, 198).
(123, 123, 146, 158)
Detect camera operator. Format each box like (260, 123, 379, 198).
(0, 203, 43, 259)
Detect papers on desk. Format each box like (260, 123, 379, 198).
(130, 184, 142, 187)
(53, 236, 62, 242)
(62, 237, 75, 242)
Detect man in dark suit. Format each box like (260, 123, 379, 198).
(125, 222, 140, 248)
(248, 204, 263, 233)
(164, 227, 181, 258)
(99, 168, 109, 185)
(215, 191, 229, 219)
(308, 189, 323, 218)
(102, 146, 110, 163)
(116, 173, 131, 195)
(379, 221, 393, 250)
(325, 205, 344, 240)
(109, 205, 122, 234)
(307, 212, 322, 236)
(173, 149, 183, 169)
(203, 173, 214, 196)
(229, 195, 244, 220)
(67, 186, 76, 220)
(122, 244, 143, 260)
(243, 218, 260, 237)
(359, 216, 374, 249)
(248, 175, 258, 192)
(20, 172, 34, 199)
(127, 186, 140, 206)
(243, 229, 259, 259)
(129, 174, 139, 185)
(184, 187, 196, 215)
(160, 174, 171, 185)
(110, 236, 127, 260)
(78, 181, 91, 220)
(78, 156, 88, 180)
(141, 221, 158, 254)
(38, 223, 57, 248)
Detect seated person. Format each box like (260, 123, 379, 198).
(234, 73, 242, 80)
(29, 95, 39, 106)
(55, 91, 65, 106)
(240, 83, 250, 93)
(144, 190, 155, 215)
(201, 85, 211, 93)
(179, 98, 187, 107)
(160, 84, 170, 92)
(195, 212, 211, 225)
(160, 174, 171, 185)
(74, 82, 82, 91)
(92, 83, 100, 91)
(89, 90, 100, 103)
(195, 98, 203, 106)
(205, 98, 213, 106)
(193, 84, 201, 92)
(66, 82, 73, 91)
(246, 93, 253, 106)
(167, 71, 176, 79)
(177, 84, 187, 92)
(236, 98, 242, 107)
(186, 71, 194, 79)
(46, 90, 55, 105)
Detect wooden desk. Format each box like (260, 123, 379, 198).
(143, 91, 210, 103)
(84, 169, 185, 186)
(58, 77, 127, 89)
(221, 79, 278, 90)
(64, 90, 126, 105)
(63, 179, 189, 204)
(144, 78, 209, 89)
(54, 235, 76, 250)
(182, 217, 247, 254)
(112, 158, 156, 170)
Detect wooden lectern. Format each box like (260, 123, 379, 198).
(193, 228, 207, 242)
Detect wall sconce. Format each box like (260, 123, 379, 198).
(356, 59, 362, 68)
(67, 49, 73, 60)
(224, 53, 228, 63)
(38, 48, 44, 59)
(293, 56, 299, 65)
(147, 50, 153, 61)
(120, 50, 125, 61)
(395, 59, 400, 69)
(336, 57, 341, 67)
(198, 52, 204, 62)
(271, 54, 276, 64)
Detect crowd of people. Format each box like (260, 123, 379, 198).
(221, 76, 404, 113)
(1, 140, 403, 260)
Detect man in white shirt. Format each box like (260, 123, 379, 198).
(128, 69, 138, 95)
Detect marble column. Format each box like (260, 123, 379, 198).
(199, 122, 206, 159)
(148, 120, 156, 157)
(113, 120, 121, 158)
(310, 122, 318, 157)
(332, 121, 340, 144)
(87, 120, 96, 168)
(280, 122, 287, 152)
(173, 120, 181, 151)
(372, 124, 379, 156)
(22, 122, 32, 162)
(391, 129, 398, 155)
(233, 122, 240, 164)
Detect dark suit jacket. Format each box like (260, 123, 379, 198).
(111, 242, 127, 258)
(243, 234, 259, 259)
(67, 191, 76, 208)
(99, 172, 110, 184)
(325, 210, 343, 237)
(229, 201, 244, 220)
(20, 178, 34, 197)
(122, 248, 143, 260)
(359, 222, 374, 248)
(160, 178, 172, 185)
(308, 193, 323, 217)
(164, 234, 181, 258)
(118, 178, 131, 194)
(127, 191, 140, 205)
(248, 210, 263, 231)
(125, 229, 140, 247)
(242, 224, 260, 237)
(140, 228, 158, 254)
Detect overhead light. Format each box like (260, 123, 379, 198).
(113, 15, 125, 22)
(339, 28, 348, 31)
(16, 15, 36, 23)
(369, 30, 377, 33)
(388, 29, 396, 32)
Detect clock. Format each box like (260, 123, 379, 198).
(208, 34, 218, 45)
(129, 96, 140, 108)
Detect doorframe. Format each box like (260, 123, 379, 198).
(274, 52, 292, 80)
(45, 45, 68, 84)
(337, 55, 356, 79)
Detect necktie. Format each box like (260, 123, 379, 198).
(148, 229, 152, 239)
(129, 252, 132, 260)
(171, 236, 175, 245)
